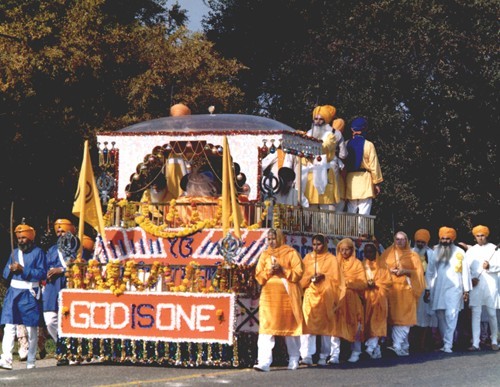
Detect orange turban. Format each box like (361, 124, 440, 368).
(312, 105, 336, 125)
(414, 229, 431, 244)
(15, 224, 36, 241)
(439, 227, 456, 241)
(82, 235, 95, 251)
(332, 118, 345, 133)
(472, 225, 489, 237)
(54, 219, 76, 234)
(170, 103, 191, 117)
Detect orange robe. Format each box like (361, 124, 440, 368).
(381, 245, 425, 326)
(255, 244, 304, 336)
(334, 256, 367, 342)
(300, 251, 345, 335)
(362, 257, 393, 338)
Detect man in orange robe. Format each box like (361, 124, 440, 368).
(254, 229, 304, 372)
(360, 242, 392, 359)
(330, 238, 367, 364)
(381, 231, 425, 356)
(300, 234, 345, 366)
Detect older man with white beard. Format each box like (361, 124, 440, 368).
(465, 225, 500, 351)
(425, 226, 471, 353)
(302, 105, 347, 210)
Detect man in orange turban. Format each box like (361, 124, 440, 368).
(425, 227, 470, 353)
(302, 105, 347, 211)
(0, 223, 47, 370)
(43, 218, 78, 364)
(465, 225, 499, 351)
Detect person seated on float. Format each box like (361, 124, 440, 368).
(140, 172, 173, 220)
(175, 167, 222, 223)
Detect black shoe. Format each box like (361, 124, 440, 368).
(57, 358, 69, 366)
(39, 348, 47, 360)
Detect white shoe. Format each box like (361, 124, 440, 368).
(0, 358, 13, 370)
(372, 347, 382, 359)
(301, 356, 313, 365)
(365, 347, 374, 358)
(348, 351, 360, 363)
(440, 346, 452, 354)
(395, 348, 409, 356)
(27, 362, 36, 369)
(317, 358, 327, 366)
(328, 356, 339, 364)
(287, 359, 299, 370)
(253, 364, 270, 372)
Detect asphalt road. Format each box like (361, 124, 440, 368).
(0, 348, 499, 386)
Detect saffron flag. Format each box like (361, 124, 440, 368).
(72, 141, 105, 244)
(221, 136, 243, 239)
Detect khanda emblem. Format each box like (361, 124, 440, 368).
(57, 232, 80, 263)
(74, 181, 93, 204)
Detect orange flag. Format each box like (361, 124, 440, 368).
(221, 136, 243, 239)
(72, 140, 106, 247)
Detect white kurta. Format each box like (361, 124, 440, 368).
(466, 243, 500, 309)
(427, 245, 470, 312)
(413, 246, 438, 327)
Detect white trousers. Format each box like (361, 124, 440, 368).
(44, 311, 58, 342)
(329, 336, 341, 358)
(365, 336, 379, 351)
(300, 334, 331, 359)
(471, 306, 498, 347)
(1, 324, 37, 363)
(257, 334, 301, 367)
(347, 198, 372, 215)
(436, 309, 459, 351)
(392, 325, 410, 350)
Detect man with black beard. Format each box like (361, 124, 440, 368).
(0, 224, 47, 370)
(424, 227, 471, 353)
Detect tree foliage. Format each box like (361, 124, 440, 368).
(205, 0, 499, 244)
(0, 0, 245, 253)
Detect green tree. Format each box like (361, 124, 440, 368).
(205, 0, 499, 244)
(0, 0, 245, 254)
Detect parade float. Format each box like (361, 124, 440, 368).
(58, 112, 375, 367)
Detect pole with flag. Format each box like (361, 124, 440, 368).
(72, 140, 106, 256)
(221, 136, 244, 239)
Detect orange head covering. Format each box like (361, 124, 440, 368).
(15, 224, 36, 241)
(332, 118, 345, 133)
(170, 103, 191, 117)
(472, 225, 489, 237)
(439, 226, 457, 241)
(81, 235, 95, 251)
(414, 229, 431, 244)
(54, 219, 76, 234)
(312, 105, 336, 125)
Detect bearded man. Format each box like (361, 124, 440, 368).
(465, 225, 500, 351)
(425, 227, 471, 353)
(0, 223, 47, 370)
(302, 105, 347, 210)
(381, 231, 425, 356)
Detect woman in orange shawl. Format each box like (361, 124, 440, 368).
(361, 242, 392, 359)
(381, 231, 425, 356)
(299, 234, 345, 366)
(331, 238, 367, 364)
(254, 229, 304, 372)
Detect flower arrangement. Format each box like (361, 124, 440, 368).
(454, 252, 464, 273)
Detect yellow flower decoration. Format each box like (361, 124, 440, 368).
(454, 252, 463, 273)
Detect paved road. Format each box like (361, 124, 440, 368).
(0, 349, 499, 386)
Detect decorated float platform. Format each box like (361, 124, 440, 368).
(58, 113, 375, 367)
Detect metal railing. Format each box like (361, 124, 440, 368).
(109, 200, 375, 239)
